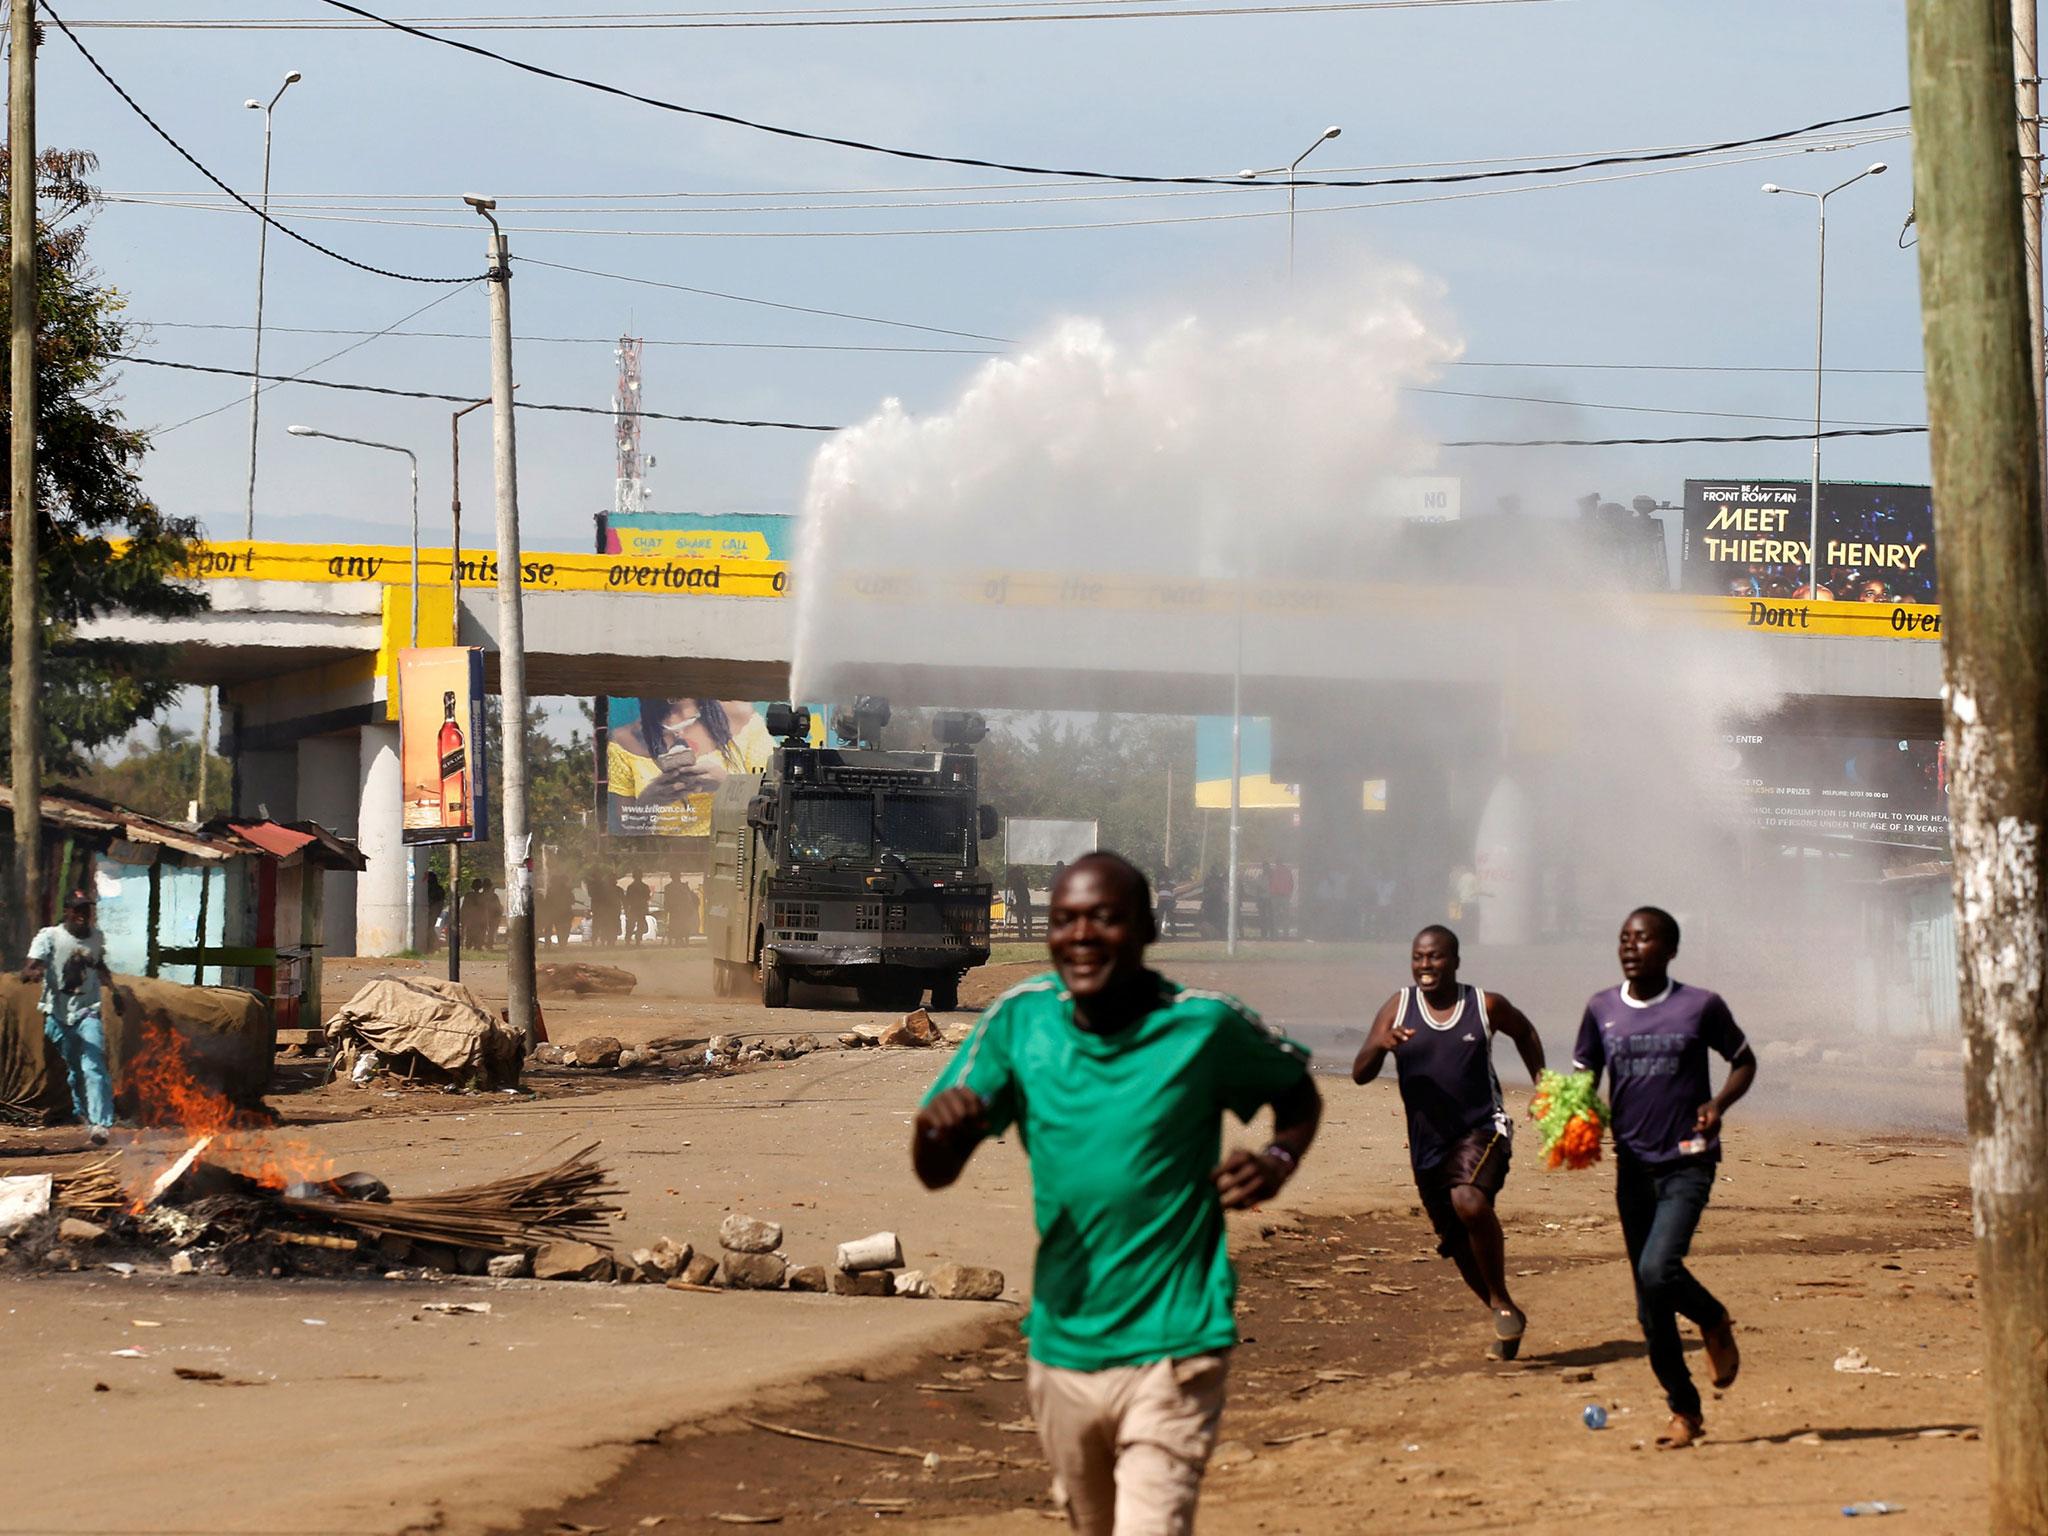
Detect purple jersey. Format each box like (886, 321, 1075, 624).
(1572, 981, 1749, 1164)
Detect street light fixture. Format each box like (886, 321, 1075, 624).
(242, 70, 303, 540)
(1240, 124, 1342, 282)
(1762, 161, 1888, 598)
(287, 423, 422, 953)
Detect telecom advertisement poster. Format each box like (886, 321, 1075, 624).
(398, 646, 489, 846)
(604, 698, 781, 838)
(1681, 479, 1938, 603)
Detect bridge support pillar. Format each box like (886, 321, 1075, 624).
(354, 724, 411, 957)
(297, 734, 360, 957)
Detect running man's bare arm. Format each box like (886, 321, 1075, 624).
(1486, 994, 1547, 1085)
(1696, 1050, 1756, 1137)
(912, 1087, 989, 1190)
(1213, 1074, 1322, 1209)
(1350, 994, 1407, 1084)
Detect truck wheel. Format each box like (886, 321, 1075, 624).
(762, 960, 791, 1009)
(930, 975, 961, 1012)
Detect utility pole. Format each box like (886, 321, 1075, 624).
(465, 196, 536, 1046)
(8, 0, 41, 952)
(2018, 0, 2045, 487)
(1906, 3, 2048, 1531)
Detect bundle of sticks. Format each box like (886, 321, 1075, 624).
(54, 1153, 128, 1214)
(275, 1141, 621, 1255)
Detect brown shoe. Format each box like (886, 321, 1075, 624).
(1703, 1315, 1740, 1389)
(1656, 1412, 1705, 1449)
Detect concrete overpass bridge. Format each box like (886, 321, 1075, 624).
(82, 538, 1945, 955)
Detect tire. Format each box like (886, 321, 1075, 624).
(762, 959, 791, 1009)
(930, 974, 961, 1012)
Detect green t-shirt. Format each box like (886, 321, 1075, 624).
(922, 970, 1311, 1372)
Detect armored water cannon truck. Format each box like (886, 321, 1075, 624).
(704, 699, 998, 1011)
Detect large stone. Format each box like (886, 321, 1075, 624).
(786, 1265, 828, 1293)
(680, 1252, 720, 1287)
(57, 1217, 108, 1245)
(927, 1262, 1006, 1301)
(878, 1009, 941, 1049)
(829, 1268, 893, 1297)
(640, 1237, 691, 1280)
(719, 1251, 788, 1290)
(834, 1231, 903, 1273)
(534, 1240, 615, 1282)
(893, 1269, 933, 1298)
(571, 1036, 625, 1070)
(720, 1213, 784, 1253)
(487, 1252, 531, 1279)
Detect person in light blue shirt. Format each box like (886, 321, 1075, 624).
(22, 891, 115, 1144)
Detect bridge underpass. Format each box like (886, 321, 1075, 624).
(82, 540, 1946, 956)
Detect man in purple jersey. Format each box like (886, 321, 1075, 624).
(1353, 926, 1546, 1359)
(1574, 906, 1755, 1449)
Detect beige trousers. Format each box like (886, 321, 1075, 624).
(1025, 1352, 1231, 1536)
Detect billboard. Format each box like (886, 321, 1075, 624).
(1682, 479, 1937, 603)
(1194, 716, 1300, 810)
(1718, 731, 1949, 847)
(1006, 817, 1100, 866)
(398, 647, 488, 845)
(602, 512, 795, 562)
(605, 697, 779, 837)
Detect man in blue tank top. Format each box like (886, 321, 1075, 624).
(1573, 906, 1755, 1449)
(1352, 925, 1546, 1359)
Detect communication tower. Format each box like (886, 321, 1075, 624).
(613, 336, 650, 514)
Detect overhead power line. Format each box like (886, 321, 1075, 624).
(316, 0, 1911, 190)
(68, 0, 1566, 28)
(40, 0, 484, 286)
(141, 318, 998, 356)
(118, 355, 1935, 447)
(514, 256, 1018, 341)
(118, 354, 841, 430)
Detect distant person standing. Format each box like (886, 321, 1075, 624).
(668, 875, 700, 943)
(425, 870, 447, 953)
(21, 892, 115, 1145)
(1006, 864, 1035, 939)
(1575, 907, 1754, 1449)
(913, 853, 1320, 1535)
(586, 870, 617, 947)
(1266, 860, 1295, 939)
(1352, 925, 1545, 1359)
(623, 872, 652, 946)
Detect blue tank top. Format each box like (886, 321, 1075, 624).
(1393, 983, 1509, 1172)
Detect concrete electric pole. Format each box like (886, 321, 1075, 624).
(466, 196, 537, 1047)
(8, 0, 40, 952)
(1906, 1, 2048, 1529)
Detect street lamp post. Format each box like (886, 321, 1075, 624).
(1762, 161, 1888, 598)
(242, 70, 302, 540)
(1241, 124, 1342, 283)
(286, 424, 421, 954)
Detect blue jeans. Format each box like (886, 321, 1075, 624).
(1615, 1151, 1725, 1419)
(45, 1007, 114, 1129)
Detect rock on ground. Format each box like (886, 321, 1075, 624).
(720, 1251, 788, 1290)
(534, 1240, 615, 1282)
(786, 1265, 828, 1292)
(893, 1269, 933, 1298)
(487, 1252, 531, 1279)
(570, 1036, 625, 1070)
(719, 1213, 783, 1253)
(927, 1262, 1005, 1301)
(679, 1252, 720, 1287)
(57, 1218, 107, 1245)
(829, 1268, 893, 1297)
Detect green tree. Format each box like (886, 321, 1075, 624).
(76, 720, 230, 822)
(0, 145, 205, 779)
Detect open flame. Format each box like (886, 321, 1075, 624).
(120, 1021, 336, 1202)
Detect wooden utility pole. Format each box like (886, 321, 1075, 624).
(2018, 0, 2046, 482)
(1907, 1, 2048, 1530)
(7, 0, 41, 953)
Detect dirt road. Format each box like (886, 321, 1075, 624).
(0, 941, 1983, 1535)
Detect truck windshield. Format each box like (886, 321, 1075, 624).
(880, 794, 973, 860)
(788, 791, 874, 862)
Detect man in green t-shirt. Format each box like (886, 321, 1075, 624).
(914, 852, 1320, 1535)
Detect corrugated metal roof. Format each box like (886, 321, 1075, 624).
(2, 788, 365, 870)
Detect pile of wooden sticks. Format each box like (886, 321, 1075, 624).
(275, 1142, 621, 1255)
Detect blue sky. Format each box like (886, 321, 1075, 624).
(46, 0, 1927, 556)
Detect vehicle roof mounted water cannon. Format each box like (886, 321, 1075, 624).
(834, 696, 892, 749)
(931, 711, 988, 749)
(765, 703, 811, 744)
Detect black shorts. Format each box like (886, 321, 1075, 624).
(1415, 1127, 1511, 1256)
